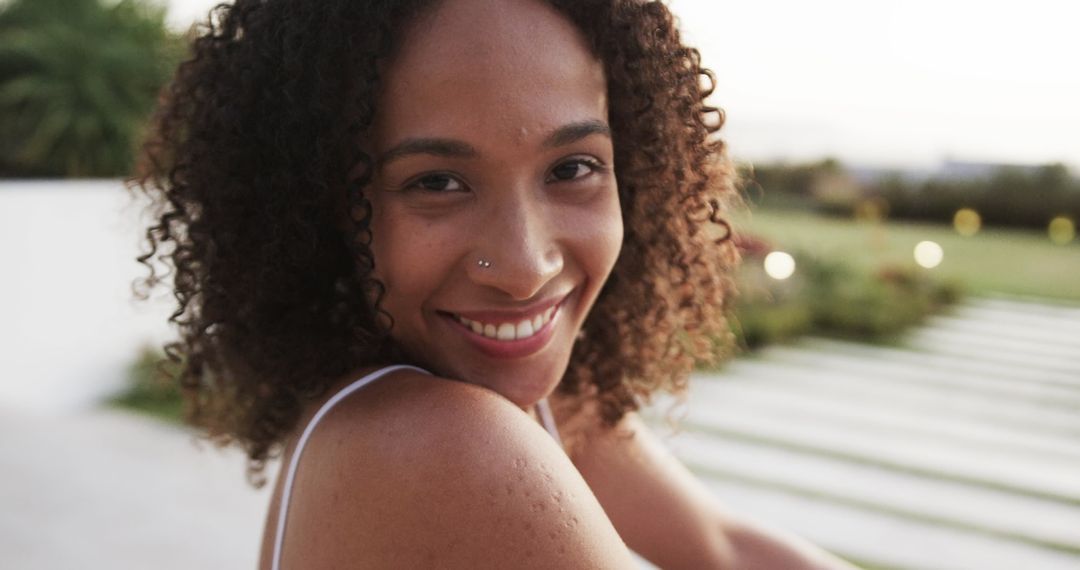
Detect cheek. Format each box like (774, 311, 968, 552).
(374, 236, 442, 285)
(367, 206, 450, 321)
(562, 190, 623, 287)
(602, 202, 624, 272)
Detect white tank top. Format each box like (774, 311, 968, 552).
(270, 365, 563, 570)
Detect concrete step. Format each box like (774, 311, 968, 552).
(924, 312, 1080, 354)
(904, 328, 1080, 373)
(964, 296, 1080, 324)
(797, 336, 1080, 391)
(698, 362, 1080, 440)
(758, 343, 1080, 407)
(679, 388, 1080, 504)
(690, 466, 1080, 570)
(668, 431, 1080, 553)
(680, 377, 1080, 463)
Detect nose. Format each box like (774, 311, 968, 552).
(467, 192, 564, 301)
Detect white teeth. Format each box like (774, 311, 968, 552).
(454, 305, 559, 342)
(517, 320, 534, 338)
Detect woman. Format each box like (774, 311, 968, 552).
(134, 0, 856, 568)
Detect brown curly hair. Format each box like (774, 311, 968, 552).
(131, 0, 739, 484)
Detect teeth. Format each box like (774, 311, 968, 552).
(517, 320, 534, 338)
(455, 306, 559, 342)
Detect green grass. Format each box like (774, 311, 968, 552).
(735, 208, 1080, 302)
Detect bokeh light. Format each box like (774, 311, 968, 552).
(914, 241, 944, 269)
(953, 208, 982, 237)
(1048, 216, 1075, 245)
(764, 251, 796, 280)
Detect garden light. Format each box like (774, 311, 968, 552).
(1048, 216, 1075, 245)
(764, 251, 796, 280)
(914, 241, 944, 269)
(953, 208, 981, 237)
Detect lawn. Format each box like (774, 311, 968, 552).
(733, 208, 1080, 302)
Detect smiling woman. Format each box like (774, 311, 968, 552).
(367, 3, 622, 407)
(132, 0, 853, 568)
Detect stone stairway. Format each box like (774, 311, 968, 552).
(657, 296, 1080, 569)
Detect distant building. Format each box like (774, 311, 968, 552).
(935, 160, 1045, 181)
(847, 159, 1060, 186)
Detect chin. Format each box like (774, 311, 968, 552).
(450, 349, 569, 410)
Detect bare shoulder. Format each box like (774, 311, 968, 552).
(278, 370, 636, 569)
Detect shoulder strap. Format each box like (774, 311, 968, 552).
(271, 364, 428, 570)
(535, 397, 562, 445)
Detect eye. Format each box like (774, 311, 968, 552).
(406, 173, 465, 193)
(548, 158, 604, 182)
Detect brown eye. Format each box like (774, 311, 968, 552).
(410, 173, 464, 192)
(549, 159, 600, 182)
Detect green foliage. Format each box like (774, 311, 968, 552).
(875, 164, 1080, 229)
(748, 159, 1080, 230)
(731, 251, 964, 351)
(0, 0, 185, 177)
(110, 345, 184, 422)
(745, 158, 843, 210)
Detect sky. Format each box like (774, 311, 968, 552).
(164, 0, 1080, 170)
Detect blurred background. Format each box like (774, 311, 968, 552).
(1, 0, 1077, 568)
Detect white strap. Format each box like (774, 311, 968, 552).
(271, 365, 427, 570)
(535, 397, 562, 444)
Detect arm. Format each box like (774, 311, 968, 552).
(278, 373, 639, 569)
(566, 410, 859, 570)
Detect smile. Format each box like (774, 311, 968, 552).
(438, 293, 571, 359)
(451, 306, 557, 341)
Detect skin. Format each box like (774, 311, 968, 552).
(259, 0, 860, 567)
(364, 0, 622, 410)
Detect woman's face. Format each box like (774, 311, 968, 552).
(365, 0, 623, 408)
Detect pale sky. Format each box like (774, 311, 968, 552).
(166, 0, 1080, 170)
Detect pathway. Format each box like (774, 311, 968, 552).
(658, 296, 1080, 569)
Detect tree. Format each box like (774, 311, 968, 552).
(0, 0, 184, 177)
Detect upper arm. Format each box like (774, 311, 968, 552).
(567, 411, 858, 570)
(567, 412, 739, 569)
(281, 375, 638, 569)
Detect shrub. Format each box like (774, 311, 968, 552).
(0, 0, 185, 177)
(110, 346, 184, 422)
(730, 249, 964, 352)
(747, 159, 1080, 230)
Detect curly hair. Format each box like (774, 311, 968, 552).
(131, 0, 738, 485)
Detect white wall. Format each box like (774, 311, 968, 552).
(0, 180, 174, 414)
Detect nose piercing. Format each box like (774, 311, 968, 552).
(477, 259, 492, 268)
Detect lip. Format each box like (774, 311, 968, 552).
(439, 292, 571, 359)
(447, 293, 569, 324)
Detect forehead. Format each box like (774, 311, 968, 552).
(375, 0, 608, 145)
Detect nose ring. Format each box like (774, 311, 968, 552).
(477, 259, 492, 268)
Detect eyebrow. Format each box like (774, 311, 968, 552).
(377, 120, 612, 167)
(377, 138, 477, 168)
(542, 119, 612, 148)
